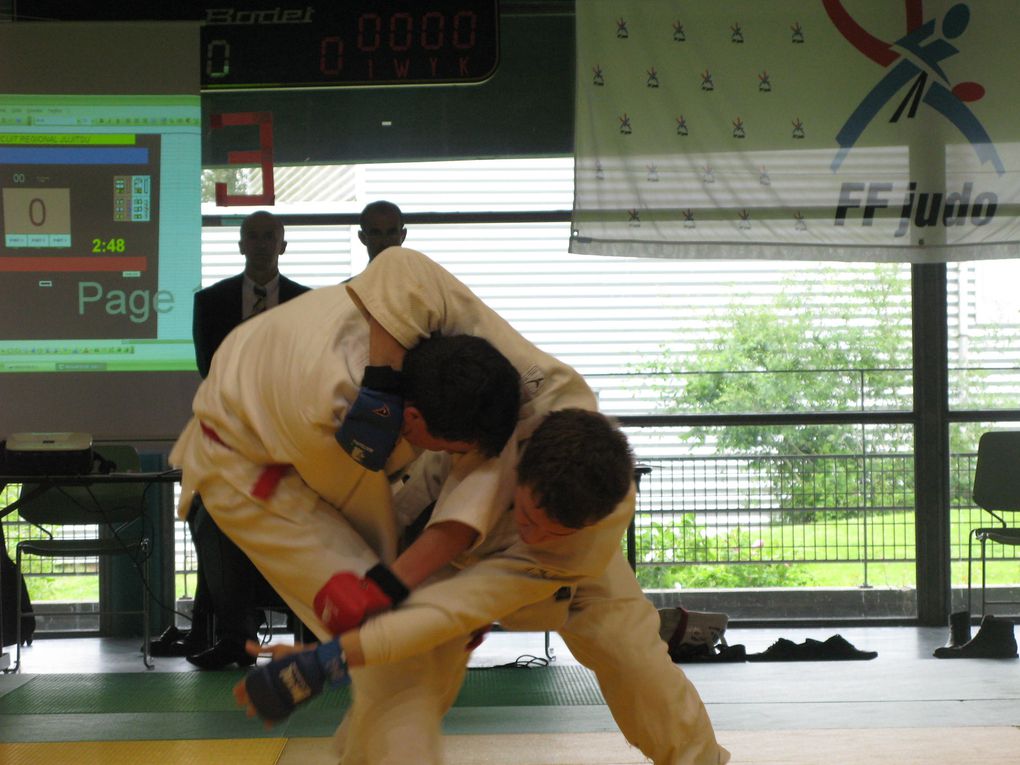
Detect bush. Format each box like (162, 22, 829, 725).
(639, 561, 812, 589)
(633, 517, 813, 588)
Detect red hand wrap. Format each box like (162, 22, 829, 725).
(313, 572, 394, 635)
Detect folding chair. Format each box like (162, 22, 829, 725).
(967, 430, 1020, 617)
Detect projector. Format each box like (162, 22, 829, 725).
(4, 432, 94, 475)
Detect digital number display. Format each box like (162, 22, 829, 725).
(91, 238, 127, 253)
(204, 1, 499, 89)
(15, 1, 500, 90)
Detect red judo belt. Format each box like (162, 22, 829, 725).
(199, 422, 289, 500)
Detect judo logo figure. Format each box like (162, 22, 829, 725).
(825, 0, 1003, 175)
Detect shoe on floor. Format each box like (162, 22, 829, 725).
(809, 635, 878, 660)
(747, 635, 877, 662)
(187, 639, 257, 670)
(746, 637, 800, 662)
(941, 610, 973, 650)
(670, 641, 747, 663)
(148, 625, 209, 658)
(933, 614, 1018, 659)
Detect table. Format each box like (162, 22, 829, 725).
(0, 469, 181, 671)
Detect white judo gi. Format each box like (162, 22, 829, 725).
(170, 284, 410, 637)
(170, 247, 727, 764)
(337, 248, 729, 765)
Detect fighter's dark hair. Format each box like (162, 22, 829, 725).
(517, 408, 635, 528)
(402, 334, 520, 458)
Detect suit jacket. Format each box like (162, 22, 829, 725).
(193, 273, 311, 378)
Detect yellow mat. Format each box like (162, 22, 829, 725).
(5, 727, 1020, 765)
(0, 738, 287, 765)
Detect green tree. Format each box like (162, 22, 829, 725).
(643, 265, 912, 422)
(638, 265, 915, 517)
(638, 265, 996, 520)
(200, 167, 256, 203)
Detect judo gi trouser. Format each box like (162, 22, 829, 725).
(559, 552, 729, 765)
(181, 429, 393, 643)
(335, 633, 470, 765)
(334, 550, 729, 765)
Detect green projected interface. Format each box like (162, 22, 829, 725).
(0, 95, 200, 372)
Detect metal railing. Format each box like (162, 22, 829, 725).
(632, 453, 915, 565)
(5, 450, 1016, 601)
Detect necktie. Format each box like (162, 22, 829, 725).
(252, 285, 267, 316)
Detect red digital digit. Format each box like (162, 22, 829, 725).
(358, 13, 382, 52)
(321, 36, 343, 76)
(209, 111, 276, 207)
(421, 11, 445, 51)
(390, 12, 413, 52)
(452, 11, 477, 50)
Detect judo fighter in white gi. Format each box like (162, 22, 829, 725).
(173, 246, 729, 765)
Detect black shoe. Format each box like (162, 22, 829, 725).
(668, 641, 714, 663)
(808, 635, 878, 661)
(746, 637, 800, 662)
(186, 639, 257, 670)
(747, 635, 877, 662)
(933, 614, 1018, 659)
(149, 625, 209, 658)
(933, 610, 973, 656)
(670, 641, 747, 663)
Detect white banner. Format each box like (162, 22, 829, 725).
(571, 0, 1020, 261)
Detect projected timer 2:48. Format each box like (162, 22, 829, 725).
(91, 237, 127, 254)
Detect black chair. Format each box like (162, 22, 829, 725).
(967, 430, 1020, 618)
(14, 444, 152, 671)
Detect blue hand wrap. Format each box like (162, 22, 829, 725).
(336, 367, 404, 471)
(244, 639, 349, 722)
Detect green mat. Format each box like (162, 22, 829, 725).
(0, 666, 605, 717)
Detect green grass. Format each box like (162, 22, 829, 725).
(23, 575, 99, 602)
(633, 507, 1020, 589)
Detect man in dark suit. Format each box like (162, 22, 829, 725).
(193, 210, 311, 377)
(151, 210, 311, 669)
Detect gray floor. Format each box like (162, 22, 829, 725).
(6, 623, 1020, 734)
